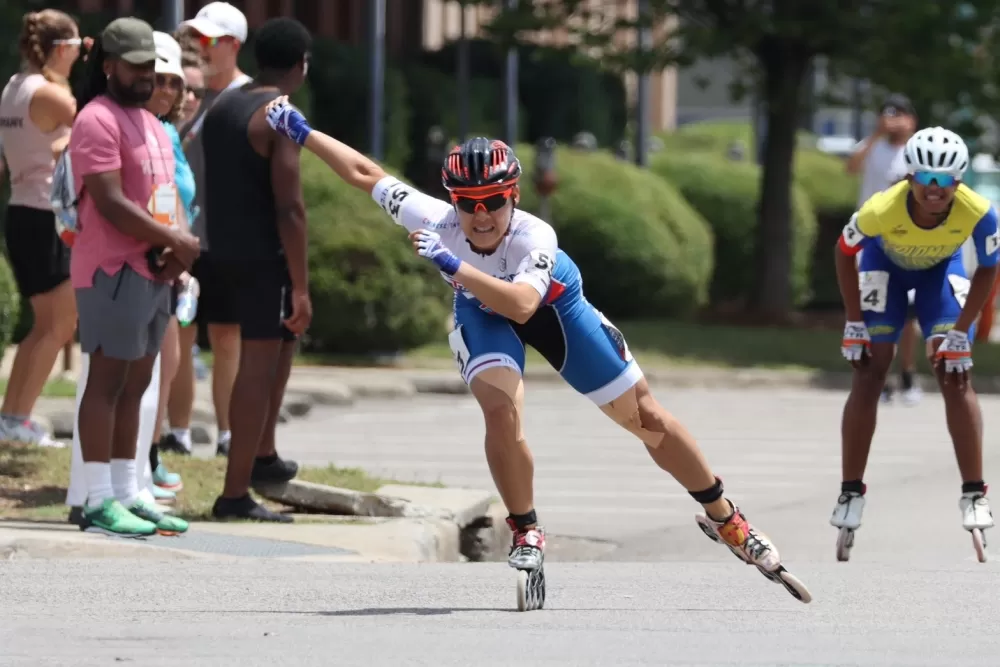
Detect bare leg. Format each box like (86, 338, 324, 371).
(841, 343, 895, 482)
(2, 281, 77, 418)
(207, 323, 240, 435)
(470, 368, 533, 518)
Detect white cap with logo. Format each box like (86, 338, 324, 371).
(181, 2, 248, 42)
(154, 31, 185, 82)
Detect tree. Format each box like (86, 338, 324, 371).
(474, 0, 1000, 321)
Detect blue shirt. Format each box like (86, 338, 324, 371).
(162, 120, 197, 227)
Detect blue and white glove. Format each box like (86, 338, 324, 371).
(266, 97, 312, 146)
(841, 321, 870, 363)
(413, 230, 461, 276)
(936, 329, 973, 373)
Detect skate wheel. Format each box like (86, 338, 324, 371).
(516, 569, 529, 611)
(515, 568, 545, 612)
(972, 528, 987, 563)
(836, 527, 853, 562)
(778, 569, 813, 604)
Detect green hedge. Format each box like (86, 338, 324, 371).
(300, 153, 451, 355)
(650, 152, 817, 307)
(657, 121, 856, 307)
(516, 146, 714, 318)
(0, 255, 19, 361)
(794, 149, 859, 307)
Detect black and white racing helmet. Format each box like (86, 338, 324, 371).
(903, 126, 969, 178)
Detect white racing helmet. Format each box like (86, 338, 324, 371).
(903, 126, 969, 178)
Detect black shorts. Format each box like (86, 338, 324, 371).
(4, 204, 70, 299)
(191, 252, 238, 325)
(206, 256, 295, 341)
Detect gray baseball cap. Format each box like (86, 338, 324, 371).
(102, 17, 157, 65)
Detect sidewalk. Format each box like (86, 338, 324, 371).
(0, 486, 509, 564)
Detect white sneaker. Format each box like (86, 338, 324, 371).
(830, 490, 866, 530)
(961, 491, 994, 531)
(901, 385, 923, 406)
(0, 418, 64, 447)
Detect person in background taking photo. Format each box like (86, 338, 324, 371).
(0, 10, 86, 447)
(846, 94, 921, 406)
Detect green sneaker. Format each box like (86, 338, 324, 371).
(82, 498, 157, 537)
(128, 499, 189, 535)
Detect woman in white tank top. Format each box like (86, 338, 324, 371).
(0, 10, 85, 446)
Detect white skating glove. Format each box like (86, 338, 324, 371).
(936, 329, 973, 373)
(841, 321, 870, 363)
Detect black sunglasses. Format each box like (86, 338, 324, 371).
(186, 86, 206, 99)
(454, 192, 510, 214)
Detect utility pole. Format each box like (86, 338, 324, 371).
(369, 0, 386, 160)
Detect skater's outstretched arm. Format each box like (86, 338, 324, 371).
(264, 95, 386, 195)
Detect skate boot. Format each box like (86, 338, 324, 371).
(506, 515, 546, 612)
(960, 486, 993, 563)
(830, 484, 866, 562)
(695, 501, 811, 603)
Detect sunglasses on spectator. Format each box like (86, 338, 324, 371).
(199, 35, 236, 48)
(155, 74, 183, 91)
(912, 171, 958, 187)
(453, 190, 512, 214)
(186, 86, 206, 99)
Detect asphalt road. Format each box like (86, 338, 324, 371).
(3, 559, 999, 666)
(5, 383, 1000, 665)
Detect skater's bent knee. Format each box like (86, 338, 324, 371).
(600, 383, 668, 448)
(471, 367, 525, 436)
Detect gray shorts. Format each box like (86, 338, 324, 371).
(75, 265, 171, 361)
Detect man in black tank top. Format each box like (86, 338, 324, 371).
(201, 18, 313, 522)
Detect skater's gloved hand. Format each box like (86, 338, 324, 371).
(410, 229, 461, 276)
(265, 96, 312, 146)
(936, 328, 973, 381)
(841, 321, 870, 367)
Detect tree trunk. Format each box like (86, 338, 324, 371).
(749, 40, 811, 322)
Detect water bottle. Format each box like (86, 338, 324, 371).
(176, 277, 200, 328)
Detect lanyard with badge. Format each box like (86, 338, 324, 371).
(126, 109, 177, 227)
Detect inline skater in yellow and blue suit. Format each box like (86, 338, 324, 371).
(831, 127, 1000, 562)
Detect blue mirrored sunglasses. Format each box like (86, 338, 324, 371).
(912, 171, 958, 187)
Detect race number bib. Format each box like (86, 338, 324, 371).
(841, 212, 865, 249)
(858, 270, 889, 313)
(948, 274, 971, 309)
(525, 249, 554, 276)
(448, 325, 471, 378)
(379, 181, 411, 223)
(149, 183, 178, 227)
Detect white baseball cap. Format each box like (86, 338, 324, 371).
(182, 2, 248, 42)
(153, 32, 185, 82)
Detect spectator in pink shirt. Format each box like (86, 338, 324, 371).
(69, 17, 200, 538)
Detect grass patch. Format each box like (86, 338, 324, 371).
(0, 442, 417, 523)
(0, 377, 78, 399)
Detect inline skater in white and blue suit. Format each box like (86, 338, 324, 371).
(262, 95, 812, 606)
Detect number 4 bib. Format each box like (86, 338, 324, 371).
(859, 270, 889, 313)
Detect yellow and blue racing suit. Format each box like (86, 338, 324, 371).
(838, 181, 1000, 343)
